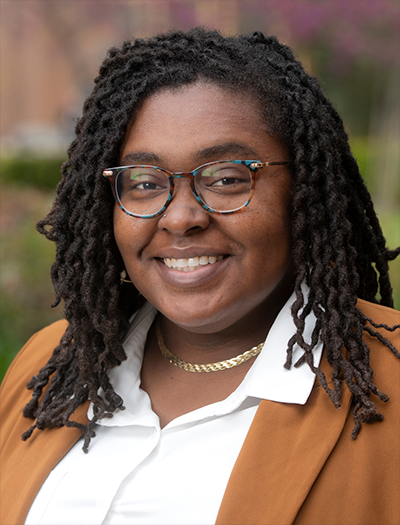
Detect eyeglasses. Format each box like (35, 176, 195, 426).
(103, 159, 291, 218)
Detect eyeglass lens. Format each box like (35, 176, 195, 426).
(115, 163, 252, 215)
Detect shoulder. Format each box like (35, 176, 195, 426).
(357, 298, 400, 325)
(1, 319, 68, 388)
(356, 299, 399, 351)
(0, 320, 68, 427)
(355, 300, 399, 406)
(357, 299, 399, 364)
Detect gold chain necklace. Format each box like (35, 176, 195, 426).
(156, 318, 263, 373)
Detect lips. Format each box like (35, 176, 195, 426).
(163, 255, 224, 272)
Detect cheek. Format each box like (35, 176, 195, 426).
(113, 207, 158, 278)
(246, 199, 293, 270)
(254, 218, 292, 262)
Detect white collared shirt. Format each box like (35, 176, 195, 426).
(26, 288, 323, 525)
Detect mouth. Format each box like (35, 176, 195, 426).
(162, 255, 225, 272)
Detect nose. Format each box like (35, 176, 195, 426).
(158, 178, 210, 235)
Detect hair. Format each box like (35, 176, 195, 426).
(22, 28, 399, 452)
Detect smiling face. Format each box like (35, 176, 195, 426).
(114, 82, 294, 335)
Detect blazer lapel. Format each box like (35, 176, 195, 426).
(216, 352, 353, 525)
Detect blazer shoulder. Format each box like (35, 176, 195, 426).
(357, 299, 400, 361)
(0, 319, 68, 419)
(357, 298, 400, 325)
(1, 319, 68, 383)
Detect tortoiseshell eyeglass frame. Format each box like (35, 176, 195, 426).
(103, 159, 292, 219)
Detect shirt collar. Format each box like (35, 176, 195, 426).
(245, 284, 323, 404)
(90, 284, 323, 426)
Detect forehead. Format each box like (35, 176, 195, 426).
(120, 82, 288, 167)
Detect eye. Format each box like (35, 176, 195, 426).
(116, 168, 170, 205)
(199, 165, 251, 193)
(131, 178, 164, 191)
(124, 169, 169, 192)
(209, 174, 245, 186)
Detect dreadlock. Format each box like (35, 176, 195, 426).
(21, 28, 400, 452)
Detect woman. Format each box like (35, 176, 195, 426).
(1, 28, 399, 525)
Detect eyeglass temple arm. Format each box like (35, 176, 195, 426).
(249, 161, 292, 168)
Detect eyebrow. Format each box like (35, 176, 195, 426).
(195, 142, 260, 160)
(120, 152, 162, 166)
(119, 142, 261, 168)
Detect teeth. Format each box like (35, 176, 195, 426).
(163, 255, 224, 271)
(188, 257, 199, 267)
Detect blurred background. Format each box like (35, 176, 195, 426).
(1, 0, 399, 380)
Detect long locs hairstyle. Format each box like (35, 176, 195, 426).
(22, 28, 400, 451)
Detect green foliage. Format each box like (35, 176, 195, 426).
(0, 183, 64, 382)
(350, 136, 371, 184)
(378, 213, 400, 310)
(0, 157, 66, 189)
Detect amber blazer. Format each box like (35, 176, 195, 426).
(1, 299, 399, 525)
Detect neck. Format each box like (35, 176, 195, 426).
(158, 282, 293, 364)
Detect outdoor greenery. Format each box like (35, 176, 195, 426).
(0, 141, 399, 381)
(0, 157, 66, 189)
(0, 182, 62, 381)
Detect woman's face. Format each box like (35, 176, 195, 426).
(114, 82, 294, 334)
